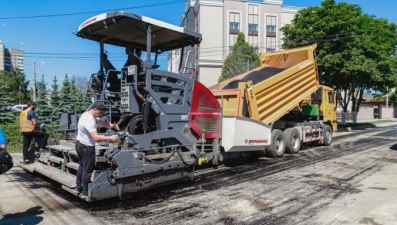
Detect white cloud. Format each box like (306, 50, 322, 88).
(1, 23, 7, 27)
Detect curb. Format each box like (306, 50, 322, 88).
(336, 124, 376, 132)
(335, 120, 397, 132)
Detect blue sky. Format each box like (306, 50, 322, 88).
(0, 0, 395, 86)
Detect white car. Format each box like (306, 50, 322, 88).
(11, 105, 27, 111)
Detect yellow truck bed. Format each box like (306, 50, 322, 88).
(211, 44, 319, 125)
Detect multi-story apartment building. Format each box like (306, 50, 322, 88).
(8, 48, 24, 73)
(168, 0, 302, 87)
(0, 42, 24, 72)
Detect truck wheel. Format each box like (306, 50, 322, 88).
(323, 125, 333, 146)
(285, 128, 301, 154)
(265, 129, 285, 158)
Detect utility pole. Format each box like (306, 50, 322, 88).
(20, 42, 37, 101)
(247, 59, 250, 71)
(33, 58, 36, 101)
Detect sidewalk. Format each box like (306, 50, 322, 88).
(336, 118, 397, 132)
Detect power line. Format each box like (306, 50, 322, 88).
(0, 0, 185, 20)
(19, 29, 378, 63)
(21, 27, 378, 57)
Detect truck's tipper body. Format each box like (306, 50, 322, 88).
(211, 44, 337, 157)
(211, 44, 319, 124)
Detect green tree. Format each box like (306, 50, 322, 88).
(388, 88, 397, 104)
(35, 75, 53, 124)
(60, 74, 73, 102)
(70, 75, 86, 113)
(0, 96, 16, 124)
(50, 75, 60, 108)
(219, 32, 260, 82)
(74, 75, 90, 112)
(59, 74, 75, 115)
(49, 75, 62, 125)
(281, 0, 397, 114)
(0, 70, 30, 105)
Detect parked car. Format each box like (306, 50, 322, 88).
(11, 105, 27, 112)
(1, 106, 10, 111)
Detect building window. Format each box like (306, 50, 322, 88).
(248, 35, 258, 52)
(252, 46, 259, 54)
(248, 24, 258, 35)
(229, 12, 240, 34)
(266, 36, 276, 52)
(229, 12, 240, 51)
(248, 4, 259, 47)
(266, 15, 277, 52)
(328, 91, 334, 104)
(266, 15, 277, 37)
(229, 33, 238, 52)
(230, 22, 240, 31)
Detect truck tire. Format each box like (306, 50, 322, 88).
(323, 125, 332, 146)
(284, 128, 301, 154)
(265, 129, 285, 158)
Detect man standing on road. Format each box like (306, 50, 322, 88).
(75, 102, 119, 198)
(19, 101, 49, 164)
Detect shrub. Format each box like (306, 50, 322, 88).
(2, 125, 64, 153)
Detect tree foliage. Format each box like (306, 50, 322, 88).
(0, 99, 16, 124)
(35, 74, 54, 124)
(0, 71, 90, 150)
(219, 32, 260, 82)
(56, 74, 88, 118)
(50, 75, 60, 108)
(0, 70, 30, 105)
(388, 88, 397, 104)
(70, 75, 87, 113)
(281, 0, 397, 112)
(0, 70, 30, 124)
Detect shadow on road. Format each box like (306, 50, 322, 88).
(0, 206, 44, 225)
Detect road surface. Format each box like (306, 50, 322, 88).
(1, 123, 397, 225)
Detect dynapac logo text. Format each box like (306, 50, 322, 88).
(246, 139, 268, 144)
(82, 17, 97, 27)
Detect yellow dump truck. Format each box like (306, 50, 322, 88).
(210, 44, 337, 157)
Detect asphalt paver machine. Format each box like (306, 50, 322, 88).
(20, 11, 273, 201)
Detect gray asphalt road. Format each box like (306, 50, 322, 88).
(1, 123, 397, 225)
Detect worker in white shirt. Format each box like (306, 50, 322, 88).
(75, 102, 119, 198)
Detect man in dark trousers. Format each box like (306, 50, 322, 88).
(75, 102, 119, 199)
(19, 101, 49, 164)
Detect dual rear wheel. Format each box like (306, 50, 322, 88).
(265, 125, 332, 158)
(265, 128, 301, 158)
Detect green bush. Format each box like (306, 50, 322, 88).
(2, 125, 64, 153)
(2, 125, 23, 153)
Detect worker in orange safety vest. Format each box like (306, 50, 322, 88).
(19, 101, 49, 164)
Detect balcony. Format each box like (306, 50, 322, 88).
(229, 29, 239, 34)
(266, 32, 276, 37)
(248, 30, 258, 36)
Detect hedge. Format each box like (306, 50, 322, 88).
(2, 125, 64, 153)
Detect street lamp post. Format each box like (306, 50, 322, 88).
(19, 42, 36, 101)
